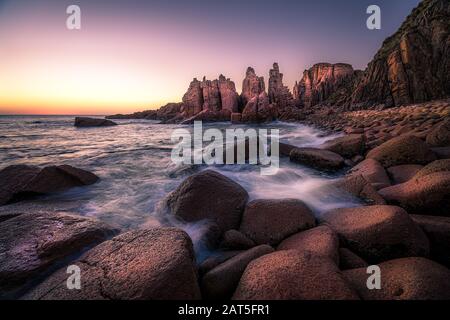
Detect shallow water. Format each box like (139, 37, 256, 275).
(0, 116, 361, 256)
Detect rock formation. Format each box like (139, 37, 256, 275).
(351, 0, 450, 107)
(268, 63, 295, 109)
(240, 67, 265, 108)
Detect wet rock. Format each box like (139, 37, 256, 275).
(339, 248, 369, 270)
(387, 164, 423, 184)
(198, 251, 243, 276)
(413, 159, 450, 179)
(165, 170, 249, 233)
(321, 205, 429, 263)
(431, 146, 450, 159)
(230, 113, 242, 124)
(290, 148, 344, 171)
(378, 172, 450, 215)
(23, 228, 201, 300)
(232, 250, 359, 300)
(277, 225, 339, 264)
(347, 158, 391, 189)
(239, 199, 315, 246)
(321, 134, 365, 158)
(411, 215, 450, 267)
(201, 245, 274, 300)
(0, 212, 116, 298)
(366, 135, 437, 167)
(279, 142, 297, 157)
(426, 118, 450, 147)
(332, 175, 386, 205)
(344, 257, 450, 300)
(220, 230, 255, 250)
(74, 117, 117, 127)
(0, 165, 40, 205)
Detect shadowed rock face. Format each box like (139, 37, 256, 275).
(268, 63, 295, 109)
(351, 0, 450, 108)
(241, 67, 265, 108)
(74, 117, 117, 127)
(293, 63, 355, 108)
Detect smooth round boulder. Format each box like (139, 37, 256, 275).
(339, 248, 369, 270)
(201, 245, 274, 300)
(239, 199, 316, 246)
(277, 225, 339, 264)
(387, 164, 423, 184)
(23, 228, 201, 300)
(74, 117, 117, 127)
(413, 159, 450, 179)
(344, 257, 450, 300)
(411, 215, 450, 267)
(220, 229, 255, 250)
(347, 158, 391, 189)
(378, 172, 450, 215)
(321, 134, 365, 158)
(426, 117, 450, 147)
(165, 170, 249, 233)
(290, 148, 344, 171)
(366, 135, 437, 167)
(0, 165, 40, 205)
(232, 250, 359, 300)
(332, 175, 386, 205)
(321, 205, 429, 263)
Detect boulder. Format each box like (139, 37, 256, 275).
(239, 199, 315, 246)
(230, 113, 242, 124)
(321, 205, 429, 263)
(378, 172, 450, 215)
(232, 250, 359, 300)
(241, 92, 277, 123)
(279, 142, 297, 157)
(366, 135, 436, 167)
(23, 228, 201, 300)
(347, 158, 390, 189)
(277, 225, 339, 264)
(387, 164, 423, 184)
(198, 251, 243, 276)
(290, 148, 344, 171)
(411, 214, 450, 267)
(332, 175, 386, 205)
(201, 245, 274, 300)
(74, 117, 117, 127)
(413, 159, 450, 179)
(339, 248, 368, 270)
(0, 165, 40, 205)
(426, 118, 450, 147)
(344, 257, 450, 300)
(220, 230, 255, 250)
(0, 212, 116, 298)
(432, 147, 450, 159)
(321, 134, 365, 158)
(164, 170, 249, 233)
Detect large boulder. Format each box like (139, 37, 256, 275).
(164, 170, 249, 233)
(413, 159, 450, 179)
(0, 165, 99, 206)
(426, 118, 450, 147)
(321, 134, 365, 158)
(331, 175, 386, 205)
(378, 172, 450, 215)
(321, 205, 429, 263)
(366, 135, 436, 167)
(23, 228, 201, 300)
(387, 164, 423, 184)
(290, 148, 344, 171)
(239, 199, 315, 246)
(277, 225, 339, 264)
(220, 230, 255, 250)
(339, 248, 368, 270)
(232, 250, 359, 300)
(201, 245, 274, 300)
(0, 165, 40, 205)
(411, 215, 450, 267)
(74, 117, 117, 127)
(0, 212, 116, 298)
(344, 257, 450, 300)
(346, 158, 390, 190)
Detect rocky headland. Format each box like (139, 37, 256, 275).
(1, 0, 450, 300)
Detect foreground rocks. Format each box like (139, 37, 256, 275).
(24, 228, 201, 300)
(0, 212, 116, 298)
(344, 257, 450, 300)
(290, 147, 344, 171)
(0, 165, 99, 206)
(74, 117, 117, 127)
(321, 205, 429, 263)
(239, 199, 315, 246)
(164, 170, 249, 233)
(233, 250, 358, 300)
(347, 158, 391, 189)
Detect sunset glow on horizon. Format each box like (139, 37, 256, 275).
(0, 0, 421, 115)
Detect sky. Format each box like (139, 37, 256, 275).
(0, 0, 421, 115)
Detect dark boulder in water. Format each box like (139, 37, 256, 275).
(74, 117, 117, 127)
(0, 165, 40, 206)
(164, 170, 249, 234)
(23, 228, 201, 300)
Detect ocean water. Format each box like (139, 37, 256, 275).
(0, 115, 361, 256)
